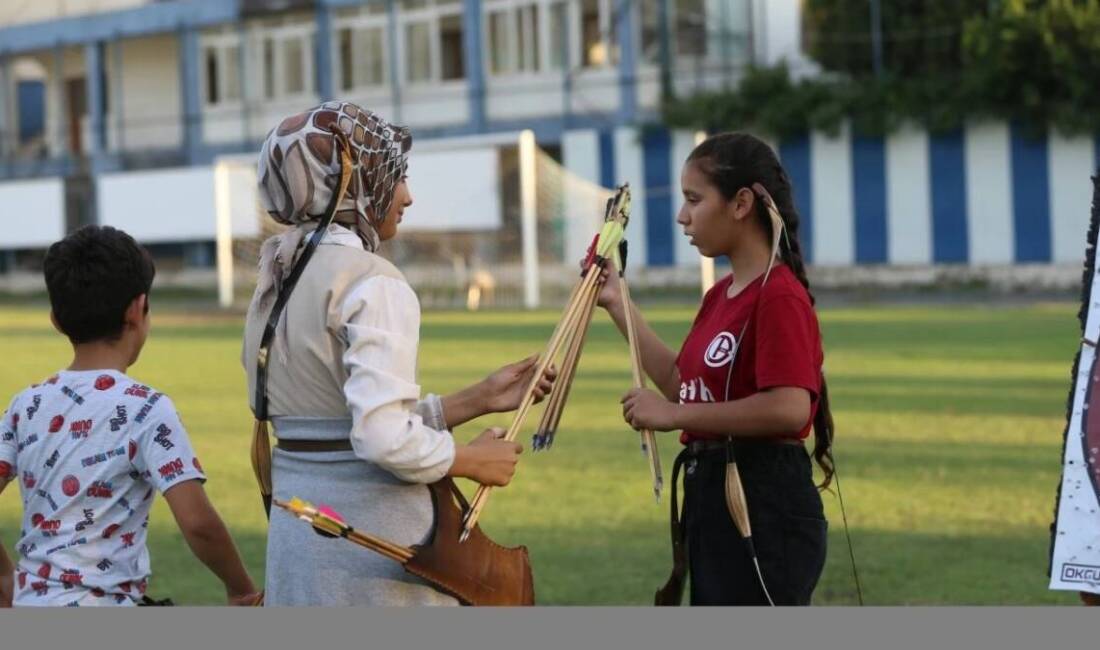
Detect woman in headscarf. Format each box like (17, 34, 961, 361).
(242, 102, 553, 605)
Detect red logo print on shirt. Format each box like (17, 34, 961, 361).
(36, 563, 51, 579)
(158, 458, 185, 481)
(59, 569, 83, 586)
(48, 415, 65, 433)
(94, 375, 116, 391)
(120, 532, 136, 548)
(31, 513, 45, 528)
(124, 384, 150, 399)
(86, 481, 113, 498)
(22, 471, 35, 489)
(11, 412, 18, 428)
(0, 461, 12, 479)
(17, 572, 26, 589)
(69, 419, 93, 439)
(128, 440, 137, 460)
(703, 331, 737, 368)
(61, 475, 81, 497)
(102, 523, 121, 539)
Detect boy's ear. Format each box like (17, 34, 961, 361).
(124, 294, 148, 327)
(49, 310, 64, 335)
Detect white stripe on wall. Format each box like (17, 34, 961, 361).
(885, 125, 932, 264)
(615, 127, 647, 270)
(964, 121, 1014, 264)
(671, 130, 700, 268)
(561, 129, 603, 265)
(1048, 131, 1095, 264)
(810, 123, 854, 265)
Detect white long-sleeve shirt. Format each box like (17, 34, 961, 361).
(243, 224, 455, 484)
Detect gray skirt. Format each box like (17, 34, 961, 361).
(265, 417, 458, 606)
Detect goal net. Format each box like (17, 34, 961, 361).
(221, 130, 616, 310)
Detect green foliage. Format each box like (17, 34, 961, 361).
(663, 1, 1100, 138)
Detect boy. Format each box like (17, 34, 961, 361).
(0, 225, 257, 606)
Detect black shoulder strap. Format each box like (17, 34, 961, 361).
(254, 132, 353, 421)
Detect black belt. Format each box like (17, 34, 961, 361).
(275, 439, 354, 453)
(685, 437, 802, 455)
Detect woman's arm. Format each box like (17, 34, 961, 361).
(338, 275, 522, 485)
(621, 386, 811, 438)
(437, 356, 556, 429)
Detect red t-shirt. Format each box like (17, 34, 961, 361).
(676, 264, 823, 444)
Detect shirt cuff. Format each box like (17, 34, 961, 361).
(414, 393, 448, 432)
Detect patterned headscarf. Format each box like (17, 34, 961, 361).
(257, 101, 412, 252)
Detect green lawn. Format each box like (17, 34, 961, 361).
(0, 301, 1083, 605)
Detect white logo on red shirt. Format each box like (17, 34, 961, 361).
(704, 331, 737, 368)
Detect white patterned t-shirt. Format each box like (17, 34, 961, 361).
(0, 369, 205, 606)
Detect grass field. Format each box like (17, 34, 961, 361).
(0, 300, 1084, 605)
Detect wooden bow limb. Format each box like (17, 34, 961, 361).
(615, 255, 663, 502)
(461, 263, 605, 541)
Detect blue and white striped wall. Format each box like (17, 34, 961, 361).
(562, 122, 1099, 268)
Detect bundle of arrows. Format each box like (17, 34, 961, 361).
(458, 183, 663, 543)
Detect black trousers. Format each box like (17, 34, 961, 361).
(683, 442, 827, 606)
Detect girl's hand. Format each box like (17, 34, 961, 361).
(621, 387, 680, 432)
(482, 355, 557, 414)
(585, 259, 622, 311)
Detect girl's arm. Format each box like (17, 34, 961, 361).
(622, 386, 811, 438)
(596, 268, 682, 401)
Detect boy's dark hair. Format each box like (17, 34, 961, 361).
(44, 225, 155, 344)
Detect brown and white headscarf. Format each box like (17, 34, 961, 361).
(250, 102, 412, 355)
(257, 101, 412, 252)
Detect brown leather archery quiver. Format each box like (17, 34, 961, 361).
(405, 478, 535, 606)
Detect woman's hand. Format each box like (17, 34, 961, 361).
(482, 355, 557, 414)
(621, 387, 681, 432)
(450, 427, 523, 487)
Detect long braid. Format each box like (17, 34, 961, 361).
(772, 170, 836, 489)
(688, 133, 836, 489)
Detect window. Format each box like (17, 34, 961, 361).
(399, 0, 465, 85)
(255, 25, 314, 99)
(284, 38, 305, 94)
(339, 26, 387, 90)
(440, 14, 465, 80)
(637, 0, 716, 64)
(580, 0, 603, 67)
(547, 1, 568, 70)
(205, 48, 219, 103)
(405, 21, 431, 82)
(484, 0, 556, 77)
(201, 36, 243, 106)
(676, 0, 707, 58)
(335, 5, 389, 91)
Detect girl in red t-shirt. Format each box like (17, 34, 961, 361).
(596, 133, 834, 605)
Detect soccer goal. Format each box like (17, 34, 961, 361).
(219, 130, 617, 310)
